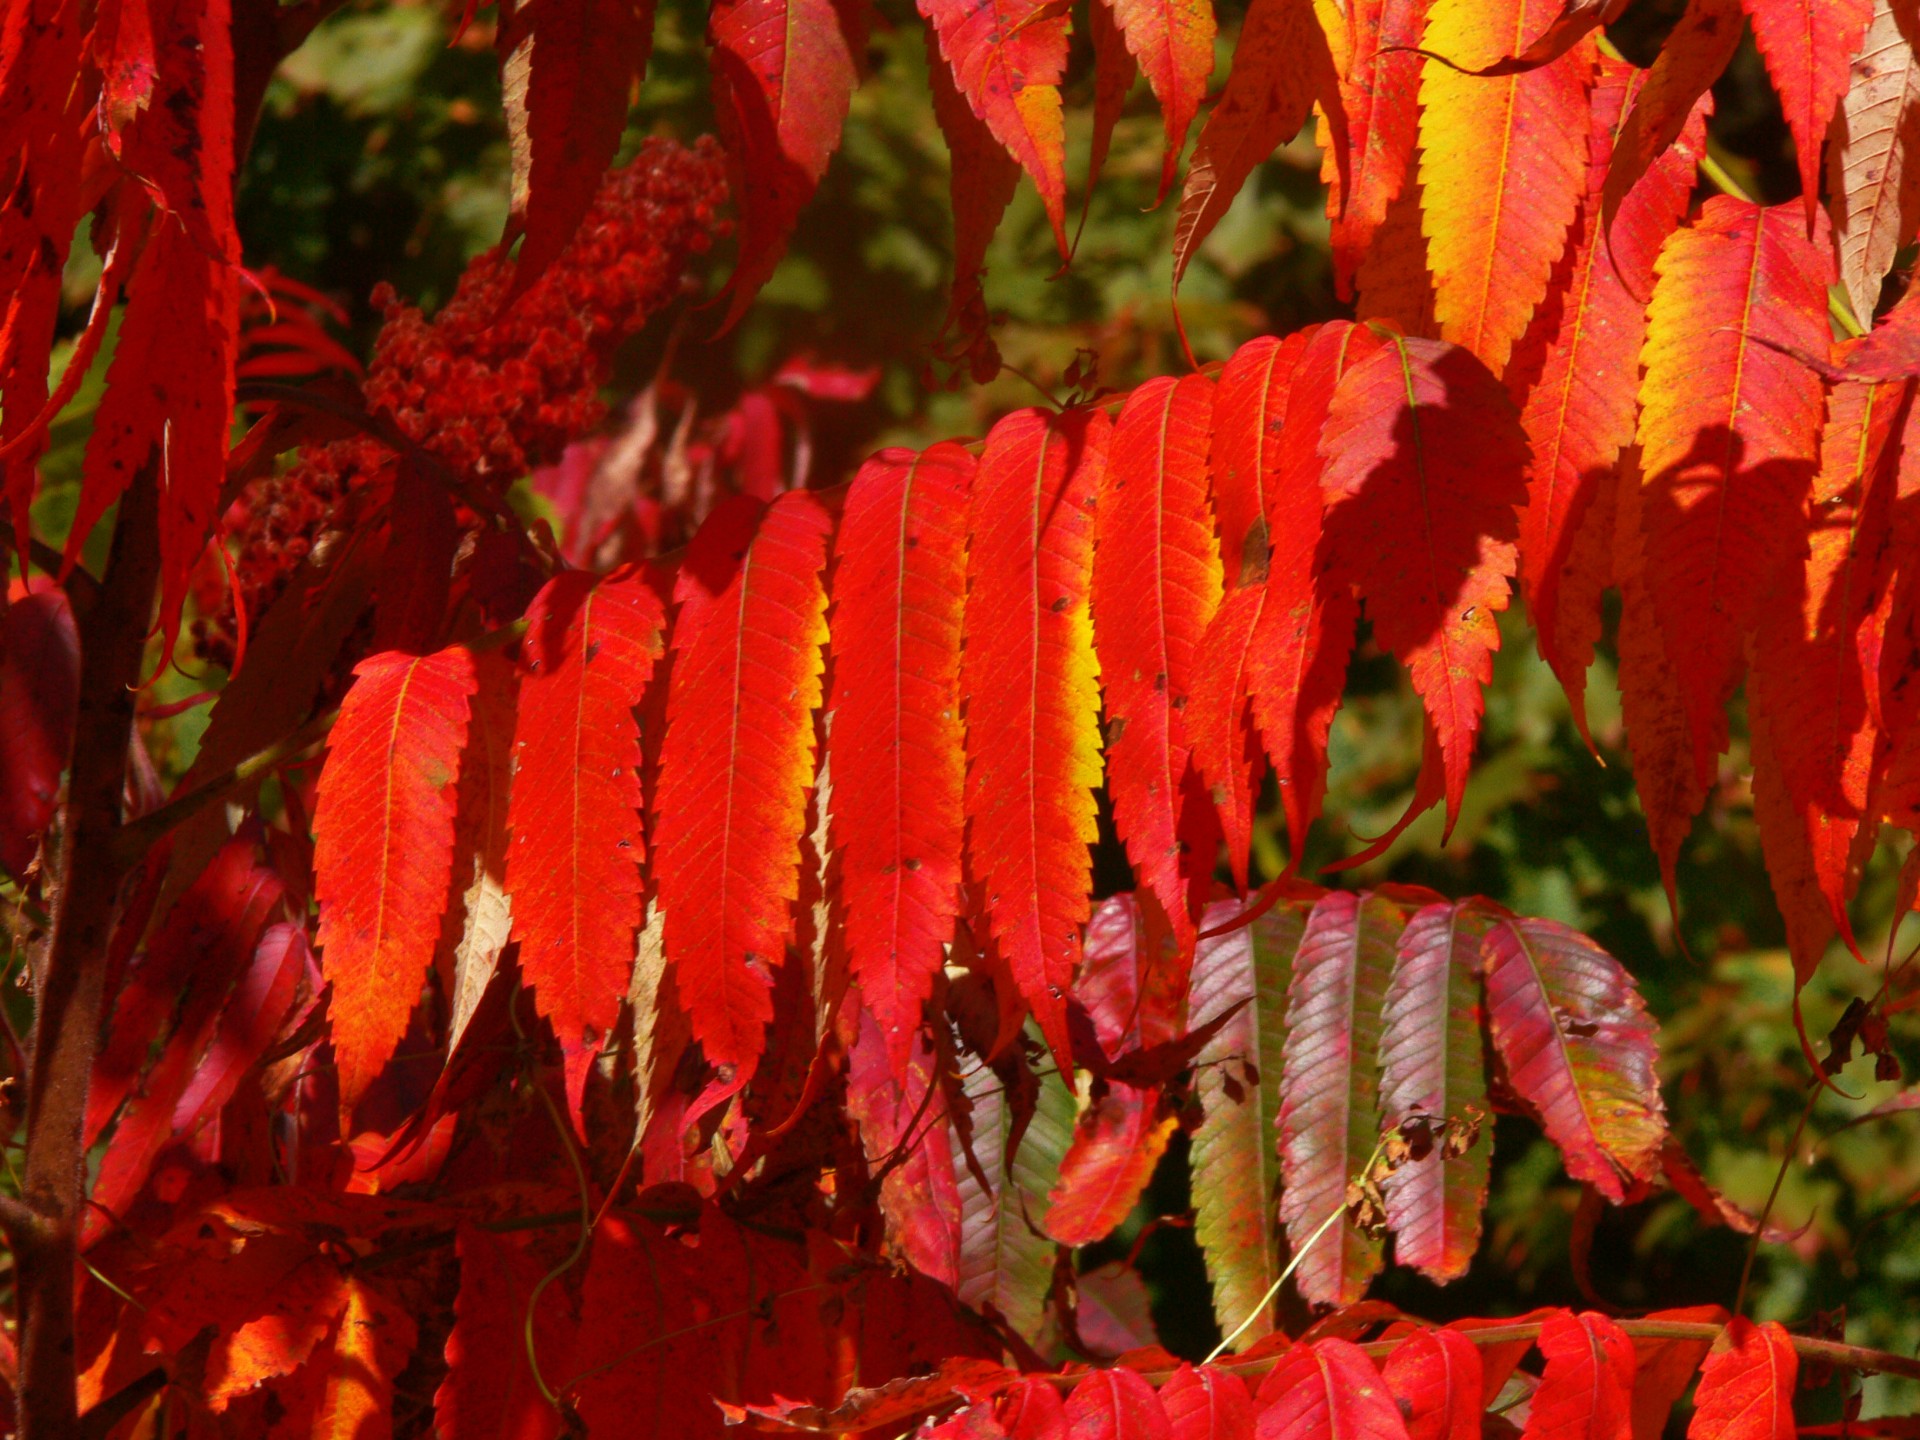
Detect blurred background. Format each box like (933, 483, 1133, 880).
(21, 0, 1920, 1423)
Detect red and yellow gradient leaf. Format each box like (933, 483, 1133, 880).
(1509, 58, 1706, 737)
(1278, 890, 1405, 1306)
(502, 0, 654, 294)
(1189, 896, 1314, 1346)
(1687, 1320, 1798, 1440)
(1175, 0, 1335, 287)
(1749, 374, 1901, 970)
(1634, 196, 1832, 787)
(1602, 0, 1743, 228)
(1191, 332, 1311, 882)
(311, 1278, 420, 1440)
(1096, 375, 1223, 949)
(1256, 1339, 1412, 1440)
(1378, 901, 1491, 1283)
(654, 489, 833, 1082)
(1829, 0, 1920, 323)
(1323, 0, 1428, 298)
(1742, 0, 1873, 227)
(709, 0, 866, 328)
(1105, 0, 1216, 199)
(920, 0, 1071, 257)
(1417, 0, 1595, 376)
(1532, 1310, 1636, 1440)
(314, 645, 477, 1119)
(827, 443, 972, 1074)
(1161, 1364, 1255, 1440)
(1383, 1327, 1484, 1440)
(964, 407, 1108, 1074)
(1251, 322, 1379, 863)
(1482, 913, 1666, 1200)
(1318, 334, 1529, 834)
(506, 569, 665, 1113)
(1046, 1082, 1178, 1245)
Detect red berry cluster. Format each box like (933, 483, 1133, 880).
(194, 137, 729, 668)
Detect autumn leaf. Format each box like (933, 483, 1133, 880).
(314, 645, 478, 1119)
(0, 588, 76, 878)
(655, 489, 833, 1084)
(1065, 1364, 1171, 1439)
(435, 1225, 573, 1440)
(1417, 0, 1596, 376)
(507, 569, 665, 1115)
(1382, 1326, 1484, 1440)
(1095, 374, 1223, 952)
(1482, 912, 1666, 1200)
(1318, 333, 1528, 836)
(1635, 196, 1833, 787)
(965, 407, 1109, 1075)
(1256, 1338, 1412, 1440)
(1629, 1306, 1728, 1440)
(1323, 0, 1428, 297)
(1741, 0, 1873, 229)
(1529, 1309, 1635, 1440)
(311, 1277, 420, 1440)
(1046, 1082, 1177, 1245)
(1601, 0, 1744, 230)
(1687, 1320, 1798, 1440)
(1103, 0, 1217, 199)
(1829, 0, 1920, 324)
(1278, 890, 1404, 1306)
(1161, 1364, 1255, 1440)
(828, 444, 972, 1074)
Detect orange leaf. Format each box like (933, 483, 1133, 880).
(708, 0, 866, 328)
(654, 489, 833, 1082)
(1046, 1081, 1178, 1245)
(920, 0, 1072, 258)
(1687, 1320, 1798, 1440)
(1318, 333, 1528, 834)
(314, 645, 478, 1119)
(1634, 195, 1832, 788)
(507, 569, 666, 1114)
(1417, 0, 1596, 376)
(1829, 0, 1920, 323)
(827, 443, 973, 1073)
(311, 1277, 420, 1440)
(1175, 0, 1334, 288)
(1096, 374, 1223, 950)
(1323, 0, 1428, 298)
(1103, 0, 1217, 200)
(1742, 0, 1874, 229)
(964, 407, 1108, 1075)
(1509, 57, 1706, 740)
(1601, 0, 1743, 231)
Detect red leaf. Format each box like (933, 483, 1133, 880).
(1686, 1320, 1797, 1440)
(655, 489, 833, 1083)
(502, 0, 654, 295)
(507, 568, 665, 1114)
(1096, 374, 1224, 948)
(1065, 1368, 1172, 1439)
(1748, 371, 1901, 971)
(964, 407, 1109, 1074)
(1318, 334, 1528, 834)
(709, 0, 866, 327)
(1383, 1327, 1485, 1440)
(311, 1276, 421, 1440)
(1741, 0, 1873, 228)
(314, 645, 478, 1118)
(1527, 1310, 1634, 1440)
(1628, 1306, 1728, 1440)
(1481, 913, 1665, 1201)
(1378, 901, 1491, 1282)
(1508, 57, 1705, 738)
(920, 0, 1072, 257)
(1188, 895, 1315, 1347)
(1002, 1378, 1072, 1438)
(1175, 0, 1335, 287)
(1417, 0, 1596, 377)
(1102, 0, 1217, 199)
(434, 1225, 574, 1440)
(1077, 891, 1189, 1055)
(1601, 0, 1744, 230)
(1323, 0, 1428, 298)
(1278, 891, 1405, 1306)
(67, 218, 240, 652)
(1087, 0, 1140, 212)
(1256, 1338, 1412, 1440)
(111, 0, 238, 265)
(0, 588, 76, 877)
(1250, 322, 1378, 863)
(1634, 196, 1832, 787)
(1160, 1364, 1255, 1440)
(828, 443, 972, 1073)
(1046, 1082, 1178, 1245)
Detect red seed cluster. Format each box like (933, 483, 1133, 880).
(195, 137, 729, 668)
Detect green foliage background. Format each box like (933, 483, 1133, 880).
(30, 0, 1920, 1421)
